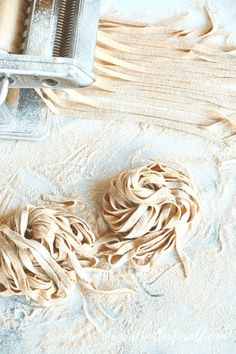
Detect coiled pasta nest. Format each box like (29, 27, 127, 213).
(102, 163, 200, 273)
(0, 205, 97, 304)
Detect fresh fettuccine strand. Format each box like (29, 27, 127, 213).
(99, 163, 201, 276)
(39, 11, 236, 139)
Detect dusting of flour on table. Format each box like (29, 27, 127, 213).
(0, 1, 236, 353)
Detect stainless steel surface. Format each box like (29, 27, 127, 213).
(0, 54, 95, 88)
(0, 77, 10, 105)
(0, 0, 101, 140)
(24, 0, 59, 56)
(0, 0, 100, 91)
(0, 88, 51, 140)
(0, 102, 12, 124)
(73, 0, 101, 73)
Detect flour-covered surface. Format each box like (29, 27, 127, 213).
(101, 0, 236, 42)
(0, 1, 236, 354)
(0, 117, 235, 354)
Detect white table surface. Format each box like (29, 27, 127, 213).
(0, 1, 236, 354)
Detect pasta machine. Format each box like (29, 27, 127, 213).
(0, 0, 100, 140)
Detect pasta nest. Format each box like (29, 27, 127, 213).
(102, 163, 200, 272)
(0, 205, 97, 304)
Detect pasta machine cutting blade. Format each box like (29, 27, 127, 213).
(0, 0, 101, 140)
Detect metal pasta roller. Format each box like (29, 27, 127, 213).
(0, 0, 101, 140)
